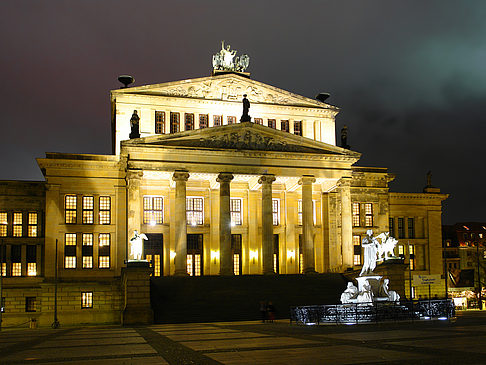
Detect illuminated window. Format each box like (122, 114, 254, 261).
(187, 255, 193, 276)
(25, 297, 36, 312)
(273, 235, 279, 274)
(254, 118, 263, 125)
(187, 234, 202, 276)
(99, 196, 111, 224)
(408, 217, 415, 239)
(272, 199, 280, 226)
(281, 120, 289, 132)
(1, 262, 6, 276)
(232, 234, 242, 275)
(398, 244, 405, 257)
(0, 212, 7, 237)
(27, 263, 36, 276)
(82, 233, 93, 269)
(398, 218, 405, 238)
(64, 256, 76, 269)
(82, 196, 94, 224)
(155, 111, 165, 134)
(268, 119, 276, 129)
(12, 262, 21, 276)
(364, 203, 373, 227)
(170, 112, 180, 133)
(99, 233, 110, 268)
(213, 115, 222, 127)
(230, 198, 242, 226)
(298, 235, 304, 274)
(297, 200, 316, 225)
(227, 116, 236, 125)
(352, 203, 360, 227)
(143, 196, 163, 225)
(81, 292, 93, 308)
(185, 113, 195, 131)
(64, 233, 76, 269)
(409, 244, 415, 270)
(294, 121, 302, 136)
(65, 195, 77, 224)
(27, 245, 37, 276)
(353, 235, 361, 265)
(153, 255, 161, 276)
(186, 197, 203, 225)
(27, 212, 38, 237)
(199, 114, 208, 129)
(234, 253, 240, 275)
(389, 217, 395, 237)
(13, 212, 22, 237)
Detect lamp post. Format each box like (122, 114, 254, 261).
(477, 243, 482, 310)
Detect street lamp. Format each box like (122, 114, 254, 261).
(477, 242, 483, 310)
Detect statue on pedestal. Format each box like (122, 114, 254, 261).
(240, 94, 251, 122)
(360, 230, 379, 276)
(212, 41, 250, 72)
(129, 110, 140, 139)
(129, 230, 148, 261)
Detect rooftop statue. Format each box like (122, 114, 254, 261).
(212, 41, 250, 72)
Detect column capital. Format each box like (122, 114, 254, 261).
(172, 170, 190, 182)
(337, 176, 352, 188)
(126, 169, 143, 181)
(216, 172, 234, 183)
(298, 175, 316, 185)
(258, 174, 276, 185)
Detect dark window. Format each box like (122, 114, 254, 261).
(199, 114, 208, 129)
(254, 118, 263, 125)
(213, 115, 222, 126)
(185, 113, 194, 131)
(25, 297, 36, 312)
(408, 218, 415, 239)
(268, 119, 276, 129)
(281, 120, 289, 132)
(389, 217, 395, 237)
(170, 112, 180, 133)
(155, 111, 165, 134)
(294, 121, 302, 136)
(398, 218, 405, 239)
(26, 245, 36, 263)
(227, 116, 236, 125)
(11, 245, 21, 262)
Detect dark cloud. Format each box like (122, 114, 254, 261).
(0, 0, 485, 224)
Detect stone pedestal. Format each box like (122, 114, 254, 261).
(372, 259, 407, 299)
(121, 261, 153, 325)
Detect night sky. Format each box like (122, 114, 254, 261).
(1, 1, 485, 224)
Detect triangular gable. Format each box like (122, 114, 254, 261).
(112, 73, 338, 110)
(123, 122, 360, 157)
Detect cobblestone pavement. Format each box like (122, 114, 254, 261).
(1, 311, 485, 364)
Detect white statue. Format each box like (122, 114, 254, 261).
(380, 278, 400, 302)
(340, 282, 359, 304)
(129, 230, 148, 261)
(221, 41, 236, 69)
(357, 279, 374, 305)
(376, 232, 398, 260)
(360, 230, 379, 276)
(212, 41, 250, 72)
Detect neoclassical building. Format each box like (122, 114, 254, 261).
(0, 61, 448, 326)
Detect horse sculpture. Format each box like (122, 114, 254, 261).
(376, 232, 398, 260)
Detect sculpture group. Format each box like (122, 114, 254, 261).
(341, 230, 400, 305)
(212, 41, 250, 72)
(128, 230, 148, 261)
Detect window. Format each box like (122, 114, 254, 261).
(27, 212, 38, 237)
(199, 114, 208, 129)
(297, 200, 316, 225)
(232, 234, 242, 275)
(409, 244, 415, 270)
(185, 113, 195, 131)
(146, 254, 161, 277)
(281, 120, 289, 132)
(353, 235, 361, 265)
(170, 112, 180, 133)
(398, 244, 405, 258)
(82, 233, 93, 269)
(230, 198, 242, 226)
(398, 218, 405, 239)
(272, 199, 280, 226)
(268, 119, 276, 129)
(186, 197, 203, 225)
(12, 262, 21, 276)
(65, 233, 77, 269)
(1, 262, 5, 277)
(294, 121, 302, 136)
(25, 297, 36, 312)
(213, 115, 222, 127)
(187, 234, 203, 276)
(273, 234, 279, 274)
(11, 245, 21, 276)
(143, 196, 163, 225)
(82, 196, 94, 224)
(227, 116, 236, 125)
(155, 111, 165, 134)
(408, 217, 415, 239)
(98, 233, 110, 268)
(99, 196, 111, 224)
(389, 217, 395, 237)
(13, 212, 22, 237)
(0, 212, 7, 237)
(27, 245, 36, 276)
(364, 203, 373, 227)
(254, 118, 263, 125)
(81, 292, 93, 308)
(298, 235, 304, 274)
(65, 195, 77, 224)
(352, 203, 360, 227)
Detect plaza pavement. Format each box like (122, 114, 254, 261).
(0, 311, 485, 364)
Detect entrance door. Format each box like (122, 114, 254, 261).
(144, 234, 163, 276)
(187, 234, 203, 276)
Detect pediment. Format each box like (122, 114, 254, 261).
(113, 73, 337, 110)
(124, 122, 360, 157)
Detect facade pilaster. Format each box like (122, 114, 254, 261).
(339, 177, 353, 269)
(259, 174, 276, 275)
(299, 175, 316, 274)
(126, 169, 143, 243)
(173, 170, 190, 276)
(217, 173, 234, 276)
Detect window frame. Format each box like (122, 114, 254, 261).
(272, 198, 280, 226)
(281, 120, 289, 132)
(99, 196, 111, 225)
(199, 114, 208, 129)
(186, 197, 204, 226)
(170, 112, 180, 133)
(155, 111, 165, 134)
(185, 113, 195, 131)
(230, 198, 242, 226)
(143, 196, 164, 225)
(294, 121, 302, 136)
(81, 291, 93, 309)
(65, 195, 77, 224)
(82, 196, 94, 224)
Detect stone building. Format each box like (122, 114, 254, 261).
(0, 59, 448, 326)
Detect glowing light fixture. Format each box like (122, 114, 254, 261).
(150, 220, 156, 226)
(211, 250, 220, 264)
(249, 250, 258, 264)
(287, 249, 295, 264)
(170, 251, 176, 261)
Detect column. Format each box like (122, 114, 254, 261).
(173, 170, 190, 276)
(300, 175, 316, 274)
(127, 169, 143, 242)
(217, 173, 234, 276)
(339, 178, 353, 269)
(259, 174, 276, 275)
